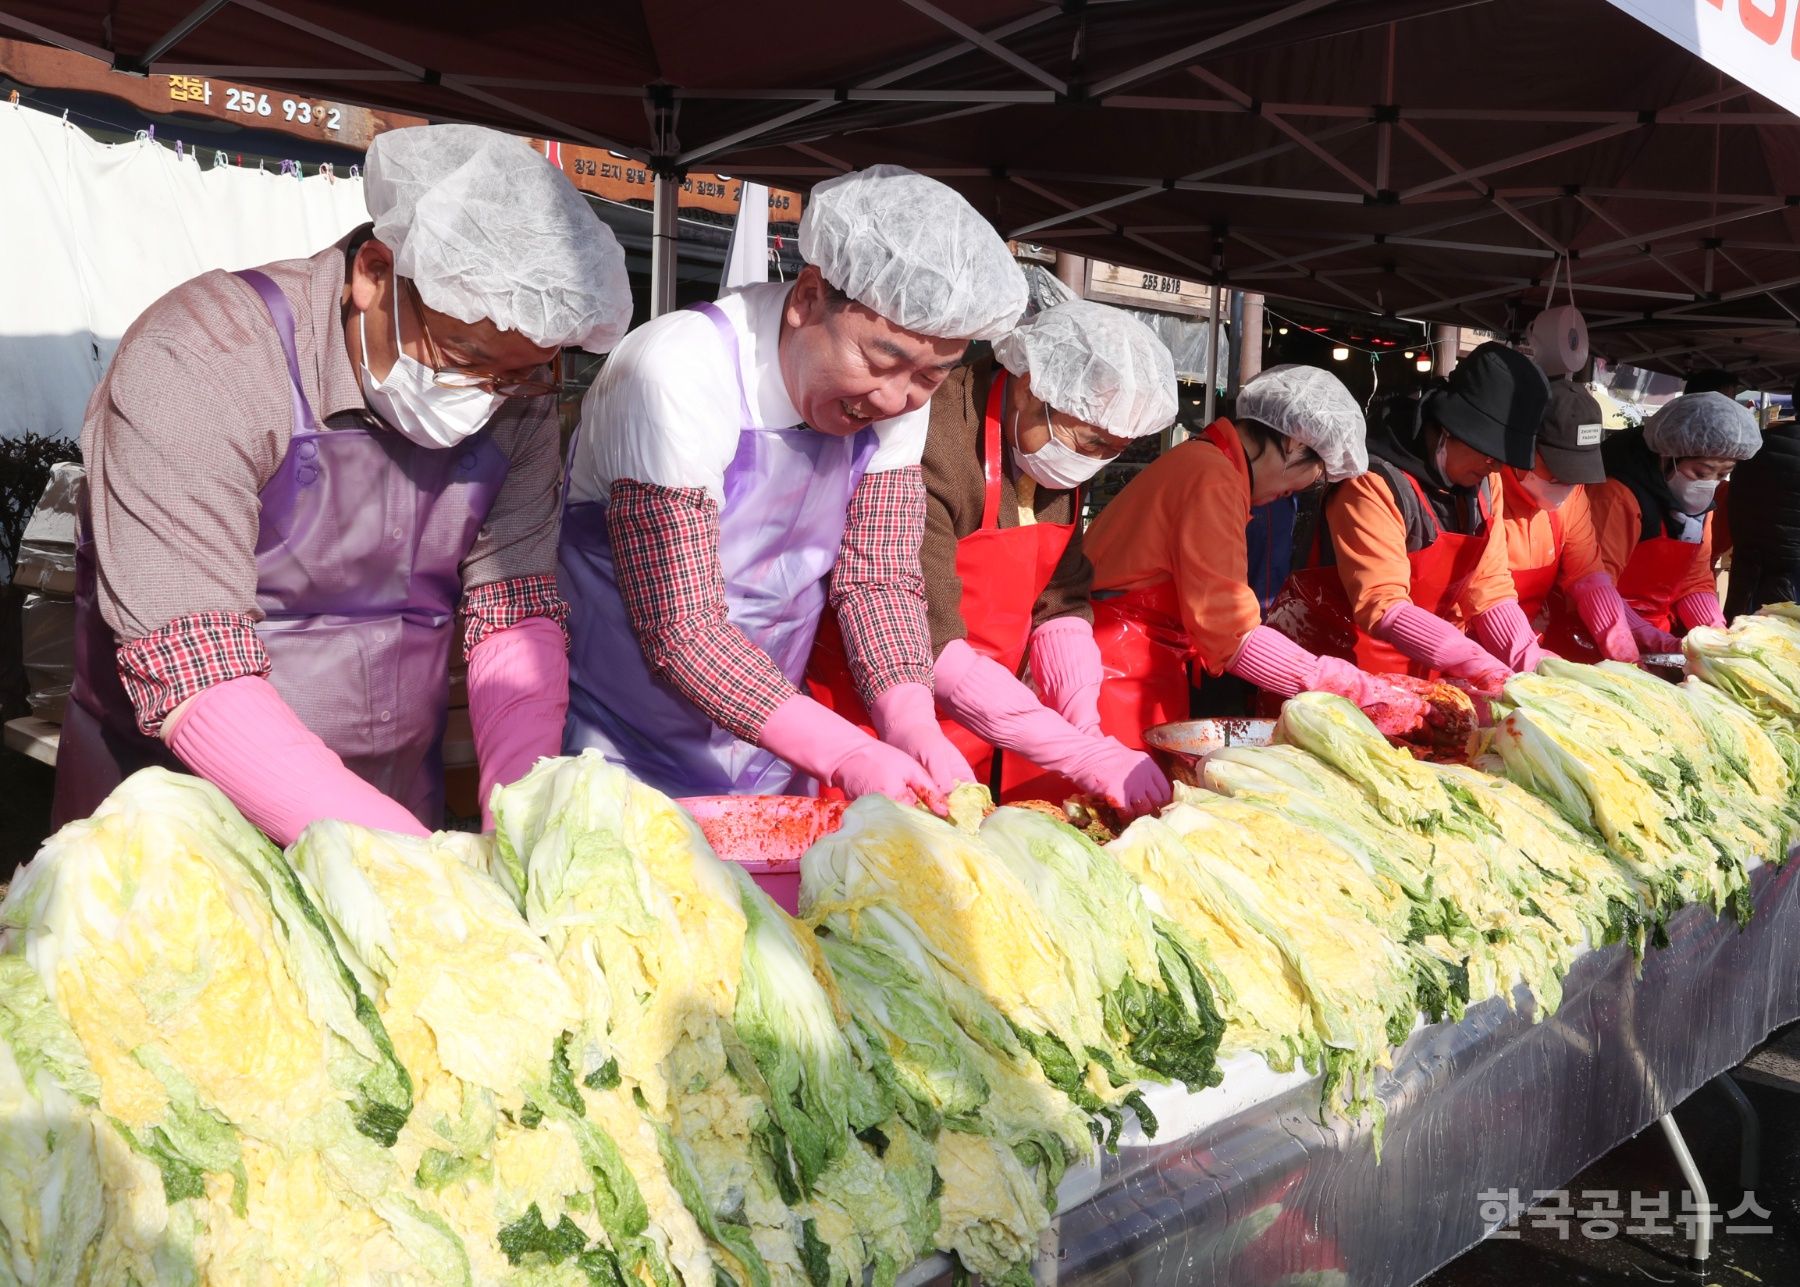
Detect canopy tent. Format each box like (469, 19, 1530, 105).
(3, 0, 1799, 381)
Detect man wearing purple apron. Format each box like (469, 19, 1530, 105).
(55, 125, 632, 845)
(561, 165, 1028, 807)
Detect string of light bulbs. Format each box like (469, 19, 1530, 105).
(1263, 305, 1451, 374)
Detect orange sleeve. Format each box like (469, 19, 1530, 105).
(1170, 459, 1263, 674)
(1585, 480, 1642, 581)
(1552, 484, 1606, 589)
(1675, 519, 1718, 601)
(1324, 473, 1416, 632)
(1458, 474, 1518, 619)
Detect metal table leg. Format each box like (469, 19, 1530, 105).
(1659, 1113, 1711, 1263)
(1712, 1073, 1760, 1191)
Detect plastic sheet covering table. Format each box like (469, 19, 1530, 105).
(902, 856, 1800, 1287)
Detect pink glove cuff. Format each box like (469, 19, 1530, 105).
(934, 639, 1099, 768)
(468, 616, 570, 830)
(1027, 617, 1104, 733)
(1227, 626, 1318, 697)
(1674, 591, 1727, 631)
(1471, 599, 1547, 673)
(1375, 601, 1494, 673)
(164, 675, 429, 847)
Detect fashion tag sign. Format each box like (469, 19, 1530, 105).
(1606, 0, 1800, 117)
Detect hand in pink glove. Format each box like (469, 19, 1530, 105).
(758, 693, 946, 813)
(1066, 736, 1175, 816)
(164, 675, 430, 847)
(1674, 590, 1727, 631)
(468, 616, 569, 830)
(1375, 601, 1513, 692)
(1308, 654, 1431, 725)
(1471, 599, 1553, 674)
(936, 639, 1171, 816)
(1565, 572, 1640, 663)
(869, 683, 977, 795)
(1028, 617, 1104, 734)
(1622, 602, 1682, 655)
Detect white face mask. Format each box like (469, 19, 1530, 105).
(1517, 471, 1576, 511)
(359, 291, 503, 449)
(1432, 434, 1452, 486)
(1667, 471, 1719, 516)
(1013, 404, 1112, 490)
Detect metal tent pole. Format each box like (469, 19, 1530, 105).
(650, 172, 680, 318)
(1203, 283, 1222, 423)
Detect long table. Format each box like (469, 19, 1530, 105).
(907, 857, 1800, 1287)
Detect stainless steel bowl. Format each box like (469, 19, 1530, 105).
(1142, 718, 1275, 786)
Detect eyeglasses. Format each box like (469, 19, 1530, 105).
(405, 279, 562, 398)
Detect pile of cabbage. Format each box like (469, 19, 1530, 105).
(5, 619, 1800, 1285)
(0, 756, 1223, 1287)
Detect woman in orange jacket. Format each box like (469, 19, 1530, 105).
(1547, 392, 1759, 650)
(1084, 365, 1427, 746)
(1278, 343, 1551, 689)
(1500, 379, 1644, 661)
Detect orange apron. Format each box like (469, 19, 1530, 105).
(1091, 419, 1248, 749)
(1270, 471, 1493, 679)
(1499, 472, 1564, 629)
(805, 373, 1079, 800)
(1544, 528, 1704, 661)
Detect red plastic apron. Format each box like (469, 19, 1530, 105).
(1544, 529, 1703, 661)
(805, 373, 1078, 800)
(1092, 420, 1248, 750)
(1270, 472, 1493, 679)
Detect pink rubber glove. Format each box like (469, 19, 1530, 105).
(1229, 627, 1428, 722)
(869, 682, 976, 795)
(758, 693, 945, 813)
(1375, 601, 1512, 692)
(1674, 590, 1727, 631)
(1471, 599, 1553, 674)
(1028, 616, 1104, 734)
(936, 639, 1171, 815)
(164, 675, 429, 847)
(468, 617, 569, 831)
(1622, 602, 1682, 654)
(1307, 655, 1432, 725)
(1566, 572, 1640, 663)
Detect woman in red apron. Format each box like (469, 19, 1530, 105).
(1271, 343, 1551, 688)
(1551, 392, 1760, 654)
(807, 300, 1172, 814)
(1085, 365, 1425, 747)
(1500, 379, 1642, 661)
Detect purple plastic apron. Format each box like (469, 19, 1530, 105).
(52, 268, 508, 828)
(558, 300, 877, 797)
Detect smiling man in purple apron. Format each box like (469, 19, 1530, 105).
(55, 124, 632, 845)
(561, 165, 1027, 808)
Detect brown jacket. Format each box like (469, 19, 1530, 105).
(921, 362, 1094, 655)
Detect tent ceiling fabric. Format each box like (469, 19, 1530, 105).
(4, 0, 1800, 379)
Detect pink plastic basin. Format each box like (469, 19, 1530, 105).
(678, 795, 849, 914)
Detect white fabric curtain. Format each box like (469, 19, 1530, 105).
(0, 101, 368, 441)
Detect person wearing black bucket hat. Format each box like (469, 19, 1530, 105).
(1501, 379, 1645, 662)
(1271, 342, 1552, 690)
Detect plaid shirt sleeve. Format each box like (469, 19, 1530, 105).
(607, 479, 796, 742)
(116, 610, 272, 736)
(460, 573, 571, 659)
(830, 465, 936, 707)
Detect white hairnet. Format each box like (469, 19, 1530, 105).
(365, 124, 632, 354)
(992, 300, 1177, 441)
(1644, 391, 1762, 461)
(799, 164, 1027, 341)
(1235, 364, 1368, 482)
